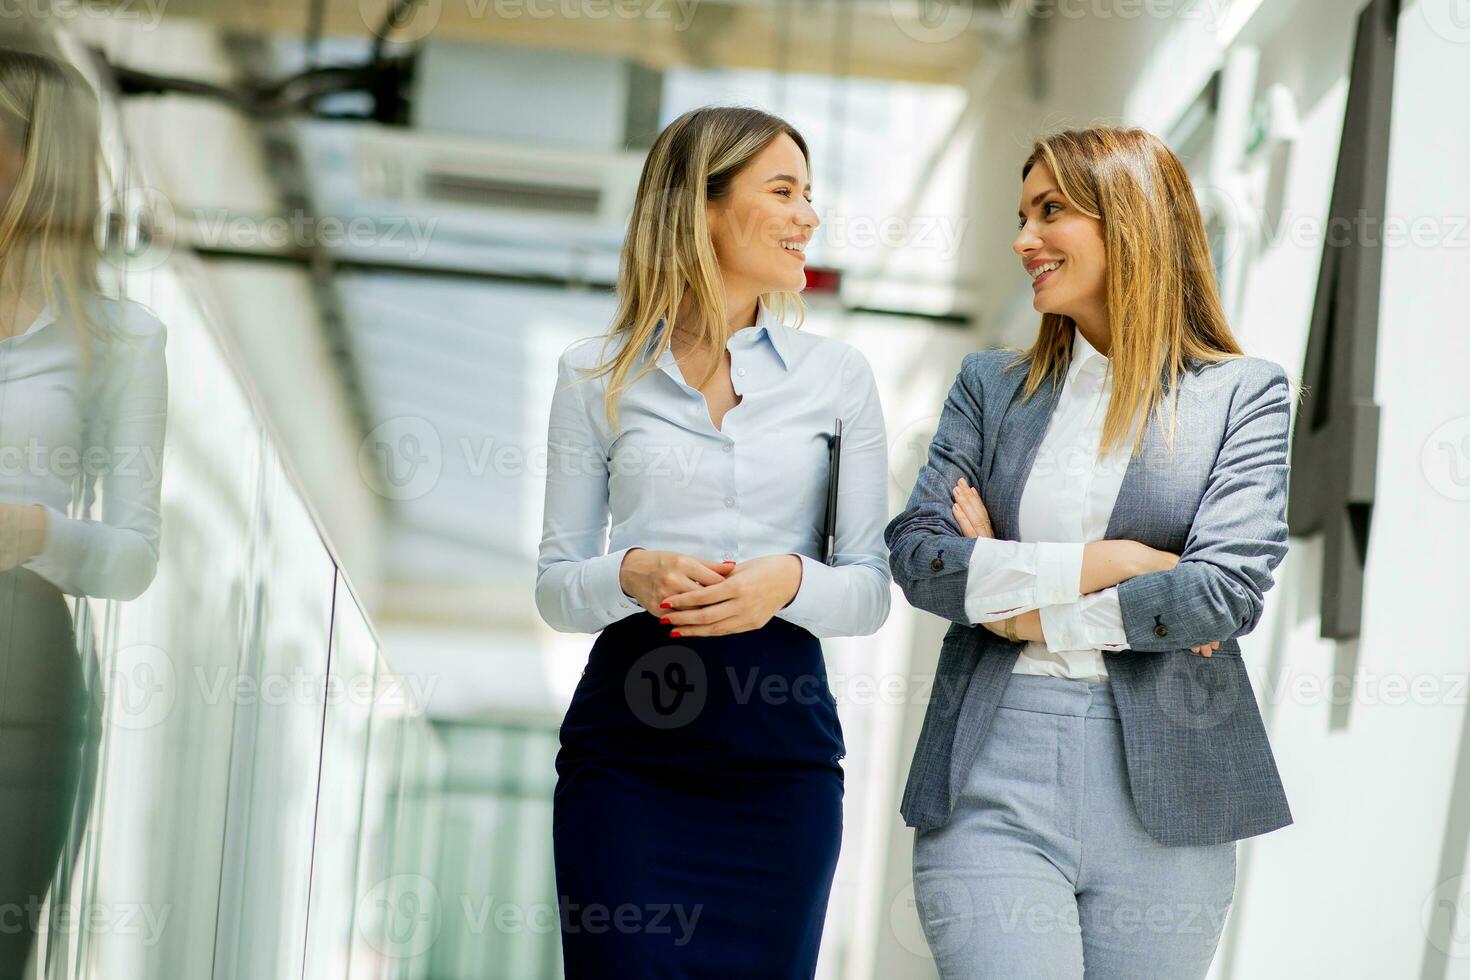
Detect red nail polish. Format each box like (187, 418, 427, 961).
(669, 631, 682, 638)
(723, 561, 736, 565)
(660, 601, 671, 609)
(660, 617, 671, 624)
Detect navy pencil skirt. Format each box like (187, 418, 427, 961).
(552, 611, 846, 978)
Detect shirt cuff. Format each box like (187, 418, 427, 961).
(20, 504, 81, 590)
(1039, 587, 1129, 653)
(1035, 542, 1084, 605)
(779, 553, 832, 631)
(587, 546, 645, 620)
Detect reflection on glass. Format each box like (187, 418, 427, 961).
(0, 27, 445, 980)
(381, 714, 445, 980)
(303, 574, 379, 980)
(0, 45, 167, 979)
(349, 663, 445, 980)
(73, 269, 260, 980)
(351, 656, 410, 980)
(212, 455, 334, 980)
(429, 723, 559, 978)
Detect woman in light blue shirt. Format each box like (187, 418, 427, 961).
(536, 106, 890, 976)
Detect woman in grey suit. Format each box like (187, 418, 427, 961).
(885, 126, 1295, 978)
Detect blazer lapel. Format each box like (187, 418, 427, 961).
(1102, 372, 1206, 551)
(1104, 413, 1152, 540)
(1105, 399, 1164, 537)
(984, 361, 1178, 547)
(981, 357, 1211, 549)
(986, 375, 1064, 542)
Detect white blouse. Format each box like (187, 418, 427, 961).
(2, 294, 168, 600)
(535, 299, 892, 638)
(962, 326, 1131, 681)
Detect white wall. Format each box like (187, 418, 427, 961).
(1232, 3, 1470, 978)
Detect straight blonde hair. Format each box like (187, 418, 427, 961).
(0, 46, 107, 357)
(1010, 126, 1245, 458)
(578, 106, 809, 431)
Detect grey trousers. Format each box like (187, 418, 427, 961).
(913, 673, 1237, 979)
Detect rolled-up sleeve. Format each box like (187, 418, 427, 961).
(1115, 361, 1292, 651)
(963, 539, 1083, 623)
(533, 352, 644, 634)
(884, 351, 1004, 626)
(778, 348, 892, 638)
(1039, 586, 1129, 652)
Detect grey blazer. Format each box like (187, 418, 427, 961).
(885, 348, 1294, 847)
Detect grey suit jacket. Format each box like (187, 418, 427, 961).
(885, 348, 1294, 847)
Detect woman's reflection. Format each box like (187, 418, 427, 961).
(0, 48, 167, 977)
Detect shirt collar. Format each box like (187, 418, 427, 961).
(3, 299, 57, 345)
(647, 296, 792, 375)
(739, 296, 792, 370)
(1065, 324, 1109, 387)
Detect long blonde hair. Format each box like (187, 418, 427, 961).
(0, 45, 107, 353)
(580, 106, 809, 431)
(1011, 126, 1244, 458)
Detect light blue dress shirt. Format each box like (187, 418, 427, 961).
(535, 299, 892, 638)
(2, 292, 167, 600)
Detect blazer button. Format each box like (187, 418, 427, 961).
(1154, 624, 1169, 638)
(931, 556, 944, 571)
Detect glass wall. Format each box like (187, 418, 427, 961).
(0, 24, 444, 980)
(303, 574, 379, 980)
(428, 721, 561, 980)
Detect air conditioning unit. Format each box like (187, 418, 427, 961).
(294, 120, 646, 283)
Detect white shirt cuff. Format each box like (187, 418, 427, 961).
(959, 541, 1080, 625)
(1035, 542, 1084, 605)
(1039, 586, 1129, 653)
(588, 546, 645, 620)
(20, 504, 82, 591)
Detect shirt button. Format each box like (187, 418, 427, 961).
(931, 556, 944, 571)
(724, 497, 735, 508)
(723, 552, 732, 561)
(1154, 624, 1169, 638)
(722, 443, 733, 453)
(737, 367, 747, 377)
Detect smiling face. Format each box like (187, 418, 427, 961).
(706, 133, 819, 303)
(1013, 159, 1107, 331)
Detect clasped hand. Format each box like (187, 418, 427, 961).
(618, 548, 803, 638)
(0, 502, 46, 572)
(949, 476, 1221, 657)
